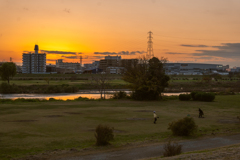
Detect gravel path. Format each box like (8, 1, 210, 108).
(58, 134, 240, 160)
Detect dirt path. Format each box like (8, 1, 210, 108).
(57, 134, 240, 160)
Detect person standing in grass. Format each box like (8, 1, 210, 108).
(199, 108, 204, 118)
(153, 111, 159, 124)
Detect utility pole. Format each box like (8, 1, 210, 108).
(147, 31, 154, 59)
(80, 55, 82, 69)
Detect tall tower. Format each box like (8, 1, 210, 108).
(146, 31, 154, 59)
(34, 44, 39, 54)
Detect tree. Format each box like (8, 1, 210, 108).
(123, 56, 170, 100)
(228, 72, 234, 80)
(91, 73, 110, 99)
(0, 62, 17, 84)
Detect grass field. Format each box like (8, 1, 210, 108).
(0, 79, 129, 86)
(1, 95, 240, 159)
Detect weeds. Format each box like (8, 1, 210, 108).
(168, 117, 198, 136)
(163, 140, 182, 157)
(95, 124, 114, 146)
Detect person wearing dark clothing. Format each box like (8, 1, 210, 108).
(153, 111, 159, 124)
(199, 108, 204, 118)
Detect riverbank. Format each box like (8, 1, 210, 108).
(1, 95, 240, 160)
(1, 80, 240, 94)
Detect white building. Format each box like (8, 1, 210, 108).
(164, 63, 229, 75)
(22, 45, 46, 74)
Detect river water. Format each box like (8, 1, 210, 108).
(0, 91, 188, 100)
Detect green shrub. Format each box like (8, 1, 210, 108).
(194, 92, 204, 101)
(95, 124, 114, 146)
(179, 94, 191, 101)
(131, 86, 160, 101)
(112, 91, 127, 99)
(190, 91, 198, 100)
(48, 98, 57, 101)
(201, 92, 215, 102)
(168, 117, 198, 136)
(74, 96, 90, 101)
(191, 91, 215, 102)
(163, 141, 182, 157)
(0, 82, 20, 93)
(0, 99, 13, 103)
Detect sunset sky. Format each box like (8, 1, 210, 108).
(0, 0, 240, 67)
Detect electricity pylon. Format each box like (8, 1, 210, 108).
(146, 31, 154, 59)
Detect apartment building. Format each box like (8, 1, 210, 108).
(22, 45, 46, 74)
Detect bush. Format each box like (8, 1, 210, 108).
(190, 91, 198, 100)
(0, 82, 20, 93)
(95, 124, 114, 146)
(179, 94, 191, 101)
(191, 91, 215, 102)
(112, 91, 127, 99)
(131, 86, 160, 101)
(74, 96, 91, 101)
(168, 117, 198, 136)
(163, 141, 182, 157)
(201, 92, 215, 102)
(194, 92, 204, 101)
(48, 98, 57, 101)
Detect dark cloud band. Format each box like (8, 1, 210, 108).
(94, 51, 146, 55)
(181, 44, 209, 47)
(41, 50, 80, 55)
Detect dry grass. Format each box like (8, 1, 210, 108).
(1, 95, 240, 159)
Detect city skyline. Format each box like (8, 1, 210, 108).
(1, 0, 240, 67)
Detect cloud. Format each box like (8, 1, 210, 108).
(61, 55, 105, 60)
(181, 44, 209, 47)
(165, 52, 186, 55)
(91, 56, 105, 59)
(61, 56, 79, 59)
(192, 43, 240, 58)
(46, 59, 58, 62)
(94, 51, 146, 55)
(94, 52, 116, 55)
(41, 50, 79, 55)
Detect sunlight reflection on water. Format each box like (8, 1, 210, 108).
(0, 92, 189, 100)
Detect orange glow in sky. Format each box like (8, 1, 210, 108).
(1, 0, 240, 67)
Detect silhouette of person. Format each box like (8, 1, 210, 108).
(199, 108, 204, 118)
(153, 111, 158, 124)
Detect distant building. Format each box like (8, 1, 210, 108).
(56, 59, 81, 71)
(230, 67, 240, 73)
(164, 63, 229, 75)
(120, 59, 138, 68)
(106, 67, 125, 74)
(16, 65, 22, 73)
(46, 64, 56, 73)
(99, 55, 121, 71)
(22, 45, 46, 74)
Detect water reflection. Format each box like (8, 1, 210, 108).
(0, 92, 189, 100)
(0, 93, 112, 101)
